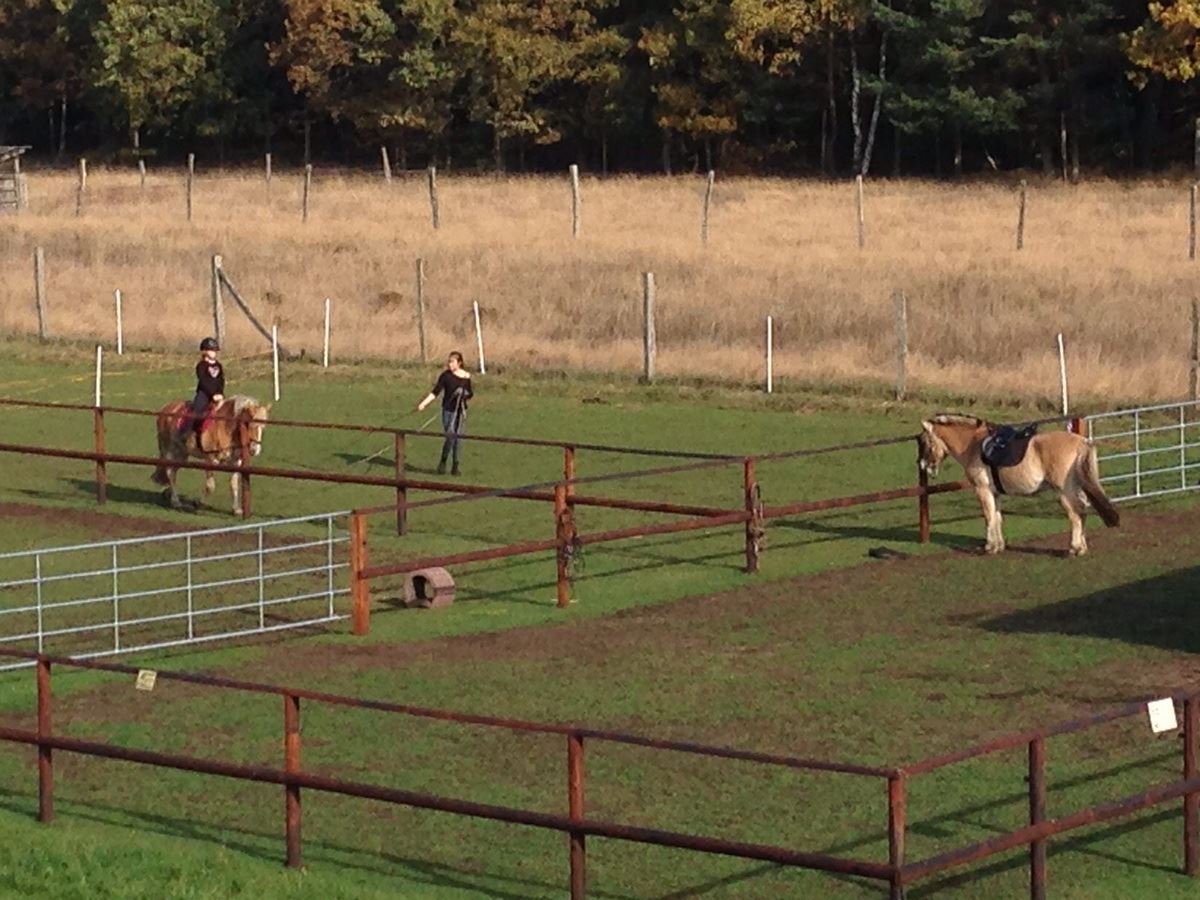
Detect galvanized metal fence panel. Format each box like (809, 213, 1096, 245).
(0, 512, 351, 669)
(1084, 400, 1200, 503)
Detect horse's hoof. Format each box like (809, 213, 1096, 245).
(985, 544, 1004, 555)
(1068, 546, 1087, 557)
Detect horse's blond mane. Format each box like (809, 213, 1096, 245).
(927, 413, 985, 428)
(229, 395, 262, 415)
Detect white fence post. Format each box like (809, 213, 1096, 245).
(473, 301, 486, 374)
(94, 345, 103, 407)
(765, 315, 773, 394)
(114, 290, 124, 355)
(272, 324, 281, 401)
(322, 297, 331, 368)
(1057, 332, 1069, 416)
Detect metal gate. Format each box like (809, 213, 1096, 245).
(1084, 400, 1200, 502)
(0, 511, 351, 669)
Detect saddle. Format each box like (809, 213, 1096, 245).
(981, 424, 1037, 494)
(175, 403, 216, 435)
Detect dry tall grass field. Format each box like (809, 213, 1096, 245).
(1, 166, 1196, 404)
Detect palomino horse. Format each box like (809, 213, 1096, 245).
(152, 396, 270, 515)
(917, 414, 1119, 556)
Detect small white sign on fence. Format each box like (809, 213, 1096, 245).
(1148, 697, 1178, 734)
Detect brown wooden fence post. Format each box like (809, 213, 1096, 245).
(37, 657, 53, 823)
(743, 458, 760, 573)
(555, 484, 572, 608)
(918, 462, 931, 544)
(568, 731, 586, 899)
(1029, 737, 1047, 899)
(888, 773, 906, 900)
(1185, 696, 1198, 876)
(350, 512, 370, 634)
(284, 693, 302, 868)
(564, 446, 576, 509)
(93, 408, 107, 504)
(395, 433, 407, 536)
(238, 421, 252, 518)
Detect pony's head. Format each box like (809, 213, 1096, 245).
(917, 420, 951, 477)
(233, 397, 271, 458)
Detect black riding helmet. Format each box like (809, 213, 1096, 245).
(199, 337, 220, 352)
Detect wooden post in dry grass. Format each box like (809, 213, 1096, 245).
(702, 170, 715, 245)
(1191, 185, 1197, 261)
(427, 165, 440, 229)
(210, 254, 227, 347)
(855, 175, 866, 249)
(642, 272, 657, 383)
(265, 153, 272, 191)
(1194, 118, 1199, 180)
(1060, 114, 1069, 183)
(1191, 300, 1199, 401)
(34, 247, 48, 340)
(186, 153, 195, 222)
(893, 289, 908, 401)
(138, 159, 146, 191)
(302, 164, 312, 223)
(381, 146, 392, 184)
(569, 164, 581, 238)
(1016, 180, 1026, 251)
(75, 158, 86, 217)
(415, 258, 428, 364)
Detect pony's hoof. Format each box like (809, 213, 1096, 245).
(1068, 546, 1087, 557)
(984, 543, 1004, 555)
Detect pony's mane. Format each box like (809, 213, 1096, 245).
(229, 395, 261, 414)
(927, 413, 985, 428)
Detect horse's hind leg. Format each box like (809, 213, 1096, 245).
(165, 466, 184, 510)
(1059, 490, 1087, 556)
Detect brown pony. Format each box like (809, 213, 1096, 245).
(152, 395, 271, 515)
(918, 414, 1119, 556)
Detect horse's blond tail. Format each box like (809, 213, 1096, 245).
(1078, 443, 1120, 527)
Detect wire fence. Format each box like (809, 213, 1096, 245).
(0, 511, 350, 668)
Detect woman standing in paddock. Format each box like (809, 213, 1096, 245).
(417, 351, 474, 475)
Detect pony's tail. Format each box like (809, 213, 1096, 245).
(1078, 444, 1120, 527)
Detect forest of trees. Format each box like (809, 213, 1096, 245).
(6, 0, 1200, 176)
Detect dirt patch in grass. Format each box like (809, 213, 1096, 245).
(0, 502, 191, 538)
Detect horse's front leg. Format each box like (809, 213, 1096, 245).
(231, 462, 243, 517)
(977, 486, 1005, 554)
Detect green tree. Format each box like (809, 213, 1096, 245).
(877, 0, 1020, 174)
(92, 0, 227, 148)
(0, 0, 89, 157)
(454, 0, 617, 171)
(639, 0, 746, 172)
(269, 0, 394, 161)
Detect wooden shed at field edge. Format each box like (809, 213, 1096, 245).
(0, 147, 29, 212)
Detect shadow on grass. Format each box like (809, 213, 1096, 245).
(0, 787, 794, 900)
(980, 566, 1200, 655)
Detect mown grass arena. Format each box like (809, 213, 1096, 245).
(0, 337, 1197, 898)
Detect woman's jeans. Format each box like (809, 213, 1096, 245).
(441, 408, 466, 465)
